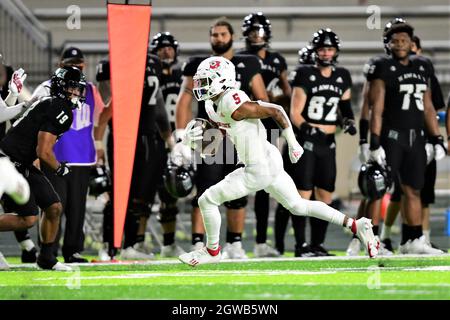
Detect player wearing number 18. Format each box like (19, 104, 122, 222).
(367, 20, 446, 254)
(0, 66, 86, 270)
(289, 28, 356, 257)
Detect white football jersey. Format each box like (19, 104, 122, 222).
(205, 89, 271, 166)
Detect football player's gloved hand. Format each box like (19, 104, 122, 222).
(171, 130, 193, 167)
(369, 146, 386, 166)
(8, 68, 27, 97)
(429, 135, 447, 161)
(288, 142, 304, 164)
(183, 119, 204, 150)
(343, 118, 357, 136)
(425, 143, 435, 165)
(358, 142, 370, 164)
(55, 162, 71, 177)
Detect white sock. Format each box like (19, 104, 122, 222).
(198, 197, 221, 251)
(20, 239, 35, 251)
(423, 229, 431, 242)
(296, 200, 346, 227)
(380, 225, 392, 240)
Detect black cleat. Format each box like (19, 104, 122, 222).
(381, 238, 394, 252)
(21, 247, 37, 263)
(310, 244, 335, 257)
(295, 243, 316, 258)
(64, 253, 88, 263)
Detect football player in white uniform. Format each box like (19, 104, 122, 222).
(177, 56, 379, 266)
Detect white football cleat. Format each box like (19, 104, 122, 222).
(160, 244, 186, 258)
(191, 242, 205, 251)
(399, 235, 445, 255)
(353, 218, 379, 258)
(346, 238, 361, 256)
(376, 236, 393, 256)
(253, 243, 280, 258)
(221, 242, 248, 260)
(120, 246, 155, 260)
(52, 262, 72, 271)
(179, 246, 221, 267)
(0, 252, 10, 270)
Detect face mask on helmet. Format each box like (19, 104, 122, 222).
(51, 67, 87, 110)
(163, 161, 195, 199)
(245, 27, 268, 52)
(192, 57, 236, 101)
(311, 29, 340, 67)
(150, 32, 179, 67)
(358, 161, 392, 200)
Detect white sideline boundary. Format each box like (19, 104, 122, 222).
(6, 253, 450, 269)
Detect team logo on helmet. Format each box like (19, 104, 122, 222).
(209, 60, 221, 69)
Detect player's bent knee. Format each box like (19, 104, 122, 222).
(224, 196, 248, 209)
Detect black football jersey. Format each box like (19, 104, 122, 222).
(366, 56, 432, 130)
(410, 55, 444, 110)
(160, 63, 182, 130)
(95, 59, 110, 82)
(182, 54, 261, 119)
(0, 97, 73, 165)
(139, 53, 163, 135)
(238, 49, 287, 93)
(291, 65, 352, 125)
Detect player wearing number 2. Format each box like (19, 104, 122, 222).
(178, 56, 379, 266)
(0, 66, 86, 270)
(367, 20, 446, 254)
(289, 29, 356, 257)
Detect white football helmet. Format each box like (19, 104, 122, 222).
(193, 56, 236, 101)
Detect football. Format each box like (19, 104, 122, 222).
(189, 118, 224, 157)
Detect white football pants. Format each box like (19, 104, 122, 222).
(198, 143, 346, 249)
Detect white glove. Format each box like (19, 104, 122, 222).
(369, 147, 386, 165)
(434, 143, 446, 161)
(170, 142, 192, 167)
(425, 143, 435, 165)
(183, 119, 204, 150)
(288, 142, 304, 164)
(8, 68, 27, 97)
(358, 143, 370, 164)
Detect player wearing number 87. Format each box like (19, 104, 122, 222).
(286, 29, 356, 257)
(367, 20, 446, 254)
(178, 56, 379, 266)
(0, 65, 87, 270)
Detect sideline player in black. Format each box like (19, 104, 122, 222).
(274, 44, 314, 255)
(150, 32, 185, 257)
(174, 18, 268, 259)
(289, 29, 356, 257)
(368, 20, 445, 254)
(378, 32, 446, 252)
(238, 12, 290, 258)
(0, 66, 87, 270)
(95, 53, 174, 260)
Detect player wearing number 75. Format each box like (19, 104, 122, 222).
(367, 20, 446, 252)
(178, 56, 379, 266)
(0, 66, 86, 270)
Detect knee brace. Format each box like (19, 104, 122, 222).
(128, 201, 152, 218)
(157, 206, 179, 224)
(224, 196, 248, 209)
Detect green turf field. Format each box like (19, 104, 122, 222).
(1, 255, 450, 300)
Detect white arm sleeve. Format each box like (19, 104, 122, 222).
(0, 97, 26, 123)
(256, 100, 297, 146)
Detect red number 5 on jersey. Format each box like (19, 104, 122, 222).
(232, 93, 241, 105)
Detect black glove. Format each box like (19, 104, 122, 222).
(55, 162, 71, 177)
(343, 118, 357, 136)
